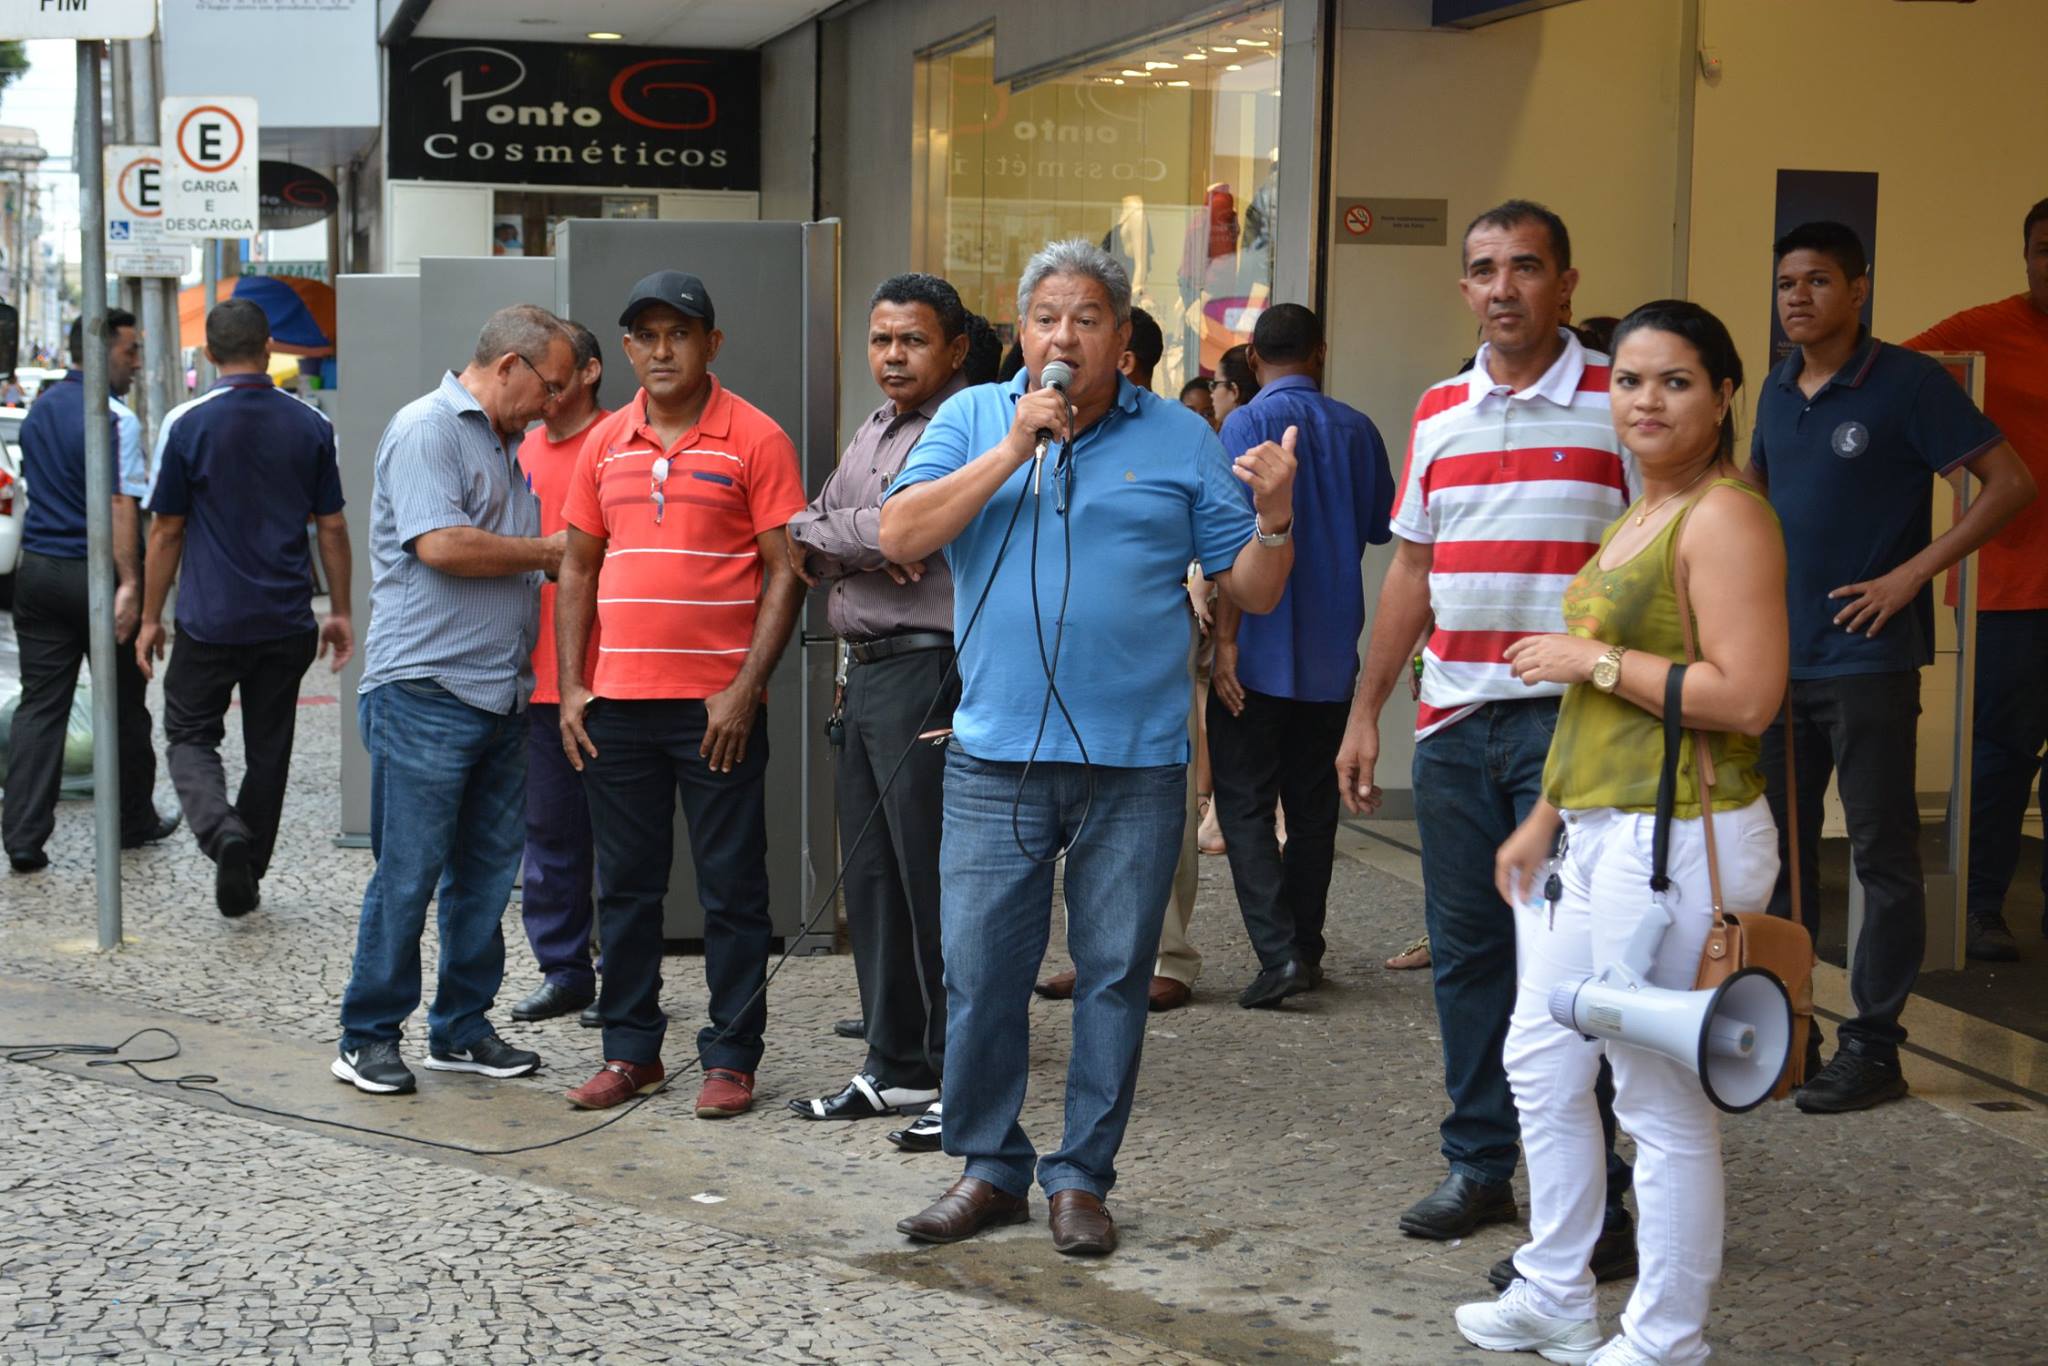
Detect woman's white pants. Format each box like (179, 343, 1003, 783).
(1504, 797, 1779, 1365)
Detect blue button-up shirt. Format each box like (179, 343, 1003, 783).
(1219, 374, 1394, 702)
(889, 371, 1256, 766)
(358, 371, 543, 713)
(17, 371, 149, 560)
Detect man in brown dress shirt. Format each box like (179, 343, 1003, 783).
(785, 274, 969, 1149)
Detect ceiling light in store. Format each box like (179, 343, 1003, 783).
(1144, 61, 1177, 69)
(1121, 68, 1146, 76)
(1210, 45, 1238, 53)
(1236, 38, 1271, 47)
(587, 31, 624, 40)
(1184, 52, 1207, 60)
(1225, 63, 1242, 71)
(1166, 80, 1191, 87)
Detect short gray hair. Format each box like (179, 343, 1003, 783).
(473, 303, 570, 367)
(1016, 239, 1132, 327)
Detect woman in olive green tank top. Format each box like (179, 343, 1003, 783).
(1452, 303, 1786, 1366)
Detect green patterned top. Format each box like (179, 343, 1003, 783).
(1542, 479, 1775, 816)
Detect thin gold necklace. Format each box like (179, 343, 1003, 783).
(1633, 462, 1716, 527)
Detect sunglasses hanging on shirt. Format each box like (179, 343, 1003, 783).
(651, 455, 671, 524)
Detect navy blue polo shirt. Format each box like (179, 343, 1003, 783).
(1752, 333, 2003, 679)
(17, 370, 151, 559)
(1218, 374, 1395, 702)
(145, 373, 344, 644)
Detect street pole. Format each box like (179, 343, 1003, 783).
(126, 33, 175, 448)
(77, 40, 124, 951)
(197, 237, 218, 389)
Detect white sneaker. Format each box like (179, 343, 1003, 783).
(1588, 1333, 1664, 1365)
(1454, 1280, 1603, 1365)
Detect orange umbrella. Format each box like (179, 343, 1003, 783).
(176, 277, 236, 350)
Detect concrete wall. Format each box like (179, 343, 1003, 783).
(760, 21, 819, 223)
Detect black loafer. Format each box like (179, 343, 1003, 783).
(833, 1017, 866, 1040)
(579, 1004, 603, 1029)
(1399, 1172, 1518, 1240)
(510, 979, 597, 1022)
(888, 1102, 943, 1152)
(1489, 1206, 1636, 1290)
(789, 1072, 939, 1120)
(121, 812, 181, 849)
(1238, 958, 1318, 1009)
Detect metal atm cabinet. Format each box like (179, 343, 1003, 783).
(553, 218, 840, 952)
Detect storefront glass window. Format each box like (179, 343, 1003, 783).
(492, 190, 659, 258)
(915, 9, 1283, 393)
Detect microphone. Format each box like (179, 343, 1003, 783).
(1033, 360, 1073, 493)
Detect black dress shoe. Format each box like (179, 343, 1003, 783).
(1796, 1050, 1907, 1113)
(216, 835, 259, 918)
(579, 1004, 603, 1029)
(888, 1102, 943, 1152)
(1967, 917, 2021, 962)
(788, 1072, 938, 1120)
(1488, 1206, 1636, 1290)
(1238, 958, 1317, 1009)
(121, 812, 181, 849)
(8, 849, 49, 873)
(1399, 1172, 1518, 1240)
(510, 980, 596, 1022)
(832, 1016, 866, 1040)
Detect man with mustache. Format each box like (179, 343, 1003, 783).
(1336, 201, 1640, 1288)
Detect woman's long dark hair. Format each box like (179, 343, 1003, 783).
(1609, 300, 1745, 460)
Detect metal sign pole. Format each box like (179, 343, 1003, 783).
(77, 40, 124, 951)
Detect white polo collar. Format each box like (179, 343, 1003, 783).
(1467, 328, 1589, 411)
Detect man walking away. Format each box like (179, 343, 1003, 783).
(135, 299, 353, 916)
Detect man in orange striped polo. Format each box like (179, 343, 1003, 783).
(553, 271, 809, 1118)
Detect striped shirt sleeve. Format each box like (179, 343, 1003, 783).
(387, 412, 481, 551)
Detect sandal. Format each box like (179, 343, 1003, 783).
(1198, 794, 1226, 855)
(1384, 935, 1431, 971)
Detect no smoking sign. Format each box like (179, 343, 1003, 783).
(161, 95, 259, 239)
(1344, 204, 1374, 237)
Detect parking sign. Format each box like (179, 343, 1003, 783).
(161, 96, 259, 239)
(103, 144, 192, 277)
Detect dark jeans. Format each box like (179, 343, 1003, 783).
(162, 628, 318, 876)
(581, 699, 773, 1074)
(1206, 687, 1349, 971)
(1968, 610, 2048, 928)
(3, 550, 160, 856)
(521, 703, 599, 991)
(339, 681, 526, 1053)
(938, 749, 1185, 1199)
(1760, 671, 1923, 1060)
(1414, 697, 1628, 1203)
(839, 647, 956, 1090)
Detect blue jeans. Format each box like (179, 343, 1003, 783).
(939, 749, 1184, 1200)
(1968, 609, 2048, 928)
(1414, 698, 1628, 1200)
(340, 681, 527, 1054)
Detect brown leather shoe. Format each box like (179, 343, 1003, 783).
(1147, 975, 1191, 1011)
(1048, 1189, 1117, 1255)
(896, 1177, 1030, 1244)
(566, 1059, 665, 1110)
(1034, 968, 1077, 1000)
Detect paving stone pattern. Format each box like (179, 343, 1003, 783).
(4, 651, 2048, 1361)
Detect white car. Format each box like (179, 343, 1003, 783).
(0, 405, 25, 606)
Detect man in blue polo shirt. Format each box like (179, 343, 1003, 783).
(135, 300, 353, 917)
(880, 239, 1297, 1256)
(1207, 303, 1394, 1008)
(1750, 221, 2035, 1114)
(3, 308, 176, 872)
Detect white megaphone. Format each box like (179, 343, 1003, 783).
(1547, 901, 1792, 1114)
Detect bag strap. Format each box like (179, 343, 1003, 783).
(1652, 663, 1687, 895)
(1669, 498, 1725, 915)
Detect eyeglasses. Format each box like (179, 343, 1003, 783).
(515, 352, 565, 402)
(650, 455, 670, 524)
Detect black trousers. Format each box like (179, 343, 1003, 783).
(3, 550, 159, 857)
(581, 699, 773, 1074)
(1206, 687, 1350, 971)
(162, 628, 319, 876)
(838, 646, 955, 1090)
(1759, 671, 1923, 1061)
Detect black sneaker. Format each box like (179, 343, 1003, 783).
(216, 835, 259, 918)
(424, 1033, 541, 1078)
(331, 1040, 417, 1094)
(1967, 917, 2020, 963)
(1795, 1050, 1907, 1114)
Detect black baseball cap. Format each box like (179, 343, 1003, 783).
(617, 270, 716, 330)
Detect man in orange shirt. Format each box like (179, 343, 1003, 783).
(1906, 197, 2048, 961)
(554, 272, 808, 1117)
(509, 321, 609, 1024)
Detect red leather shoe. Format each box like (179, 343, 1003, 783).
(695, 1067, 755, 1118)
(566, 1059, 665, 1110)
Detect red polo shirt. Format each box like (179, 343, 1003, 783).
(561, 377, 806, 699)
(519, 412, 607, 704)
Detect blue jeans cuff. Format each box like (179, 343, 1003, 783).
(963, 1159, 1032, 1200)
(1450, 1160, 1515, 1188)
(1038, 1174, 1108, 1200)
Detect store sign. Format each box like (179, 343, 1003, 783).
(0, 0, 156, 40)
(259, 160, 339, 231)
(161, 95, 260, 238)
(387, 38, 759, 191)
(103, 143, 194, 277)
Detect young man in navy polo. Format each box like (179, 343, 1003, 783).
(1749, 221, 2035, 1113)
(137, 300, 354, 916)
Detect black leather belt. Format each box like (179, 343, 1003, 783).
(847, 631, 953, 667)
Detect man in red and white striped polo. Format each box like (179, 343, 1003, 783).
(1336, 202, 1642, 1281)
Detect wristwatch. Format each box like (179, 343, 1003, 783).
(1591, 645, 1628, 693)
(1254, 516, 1293, 548)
